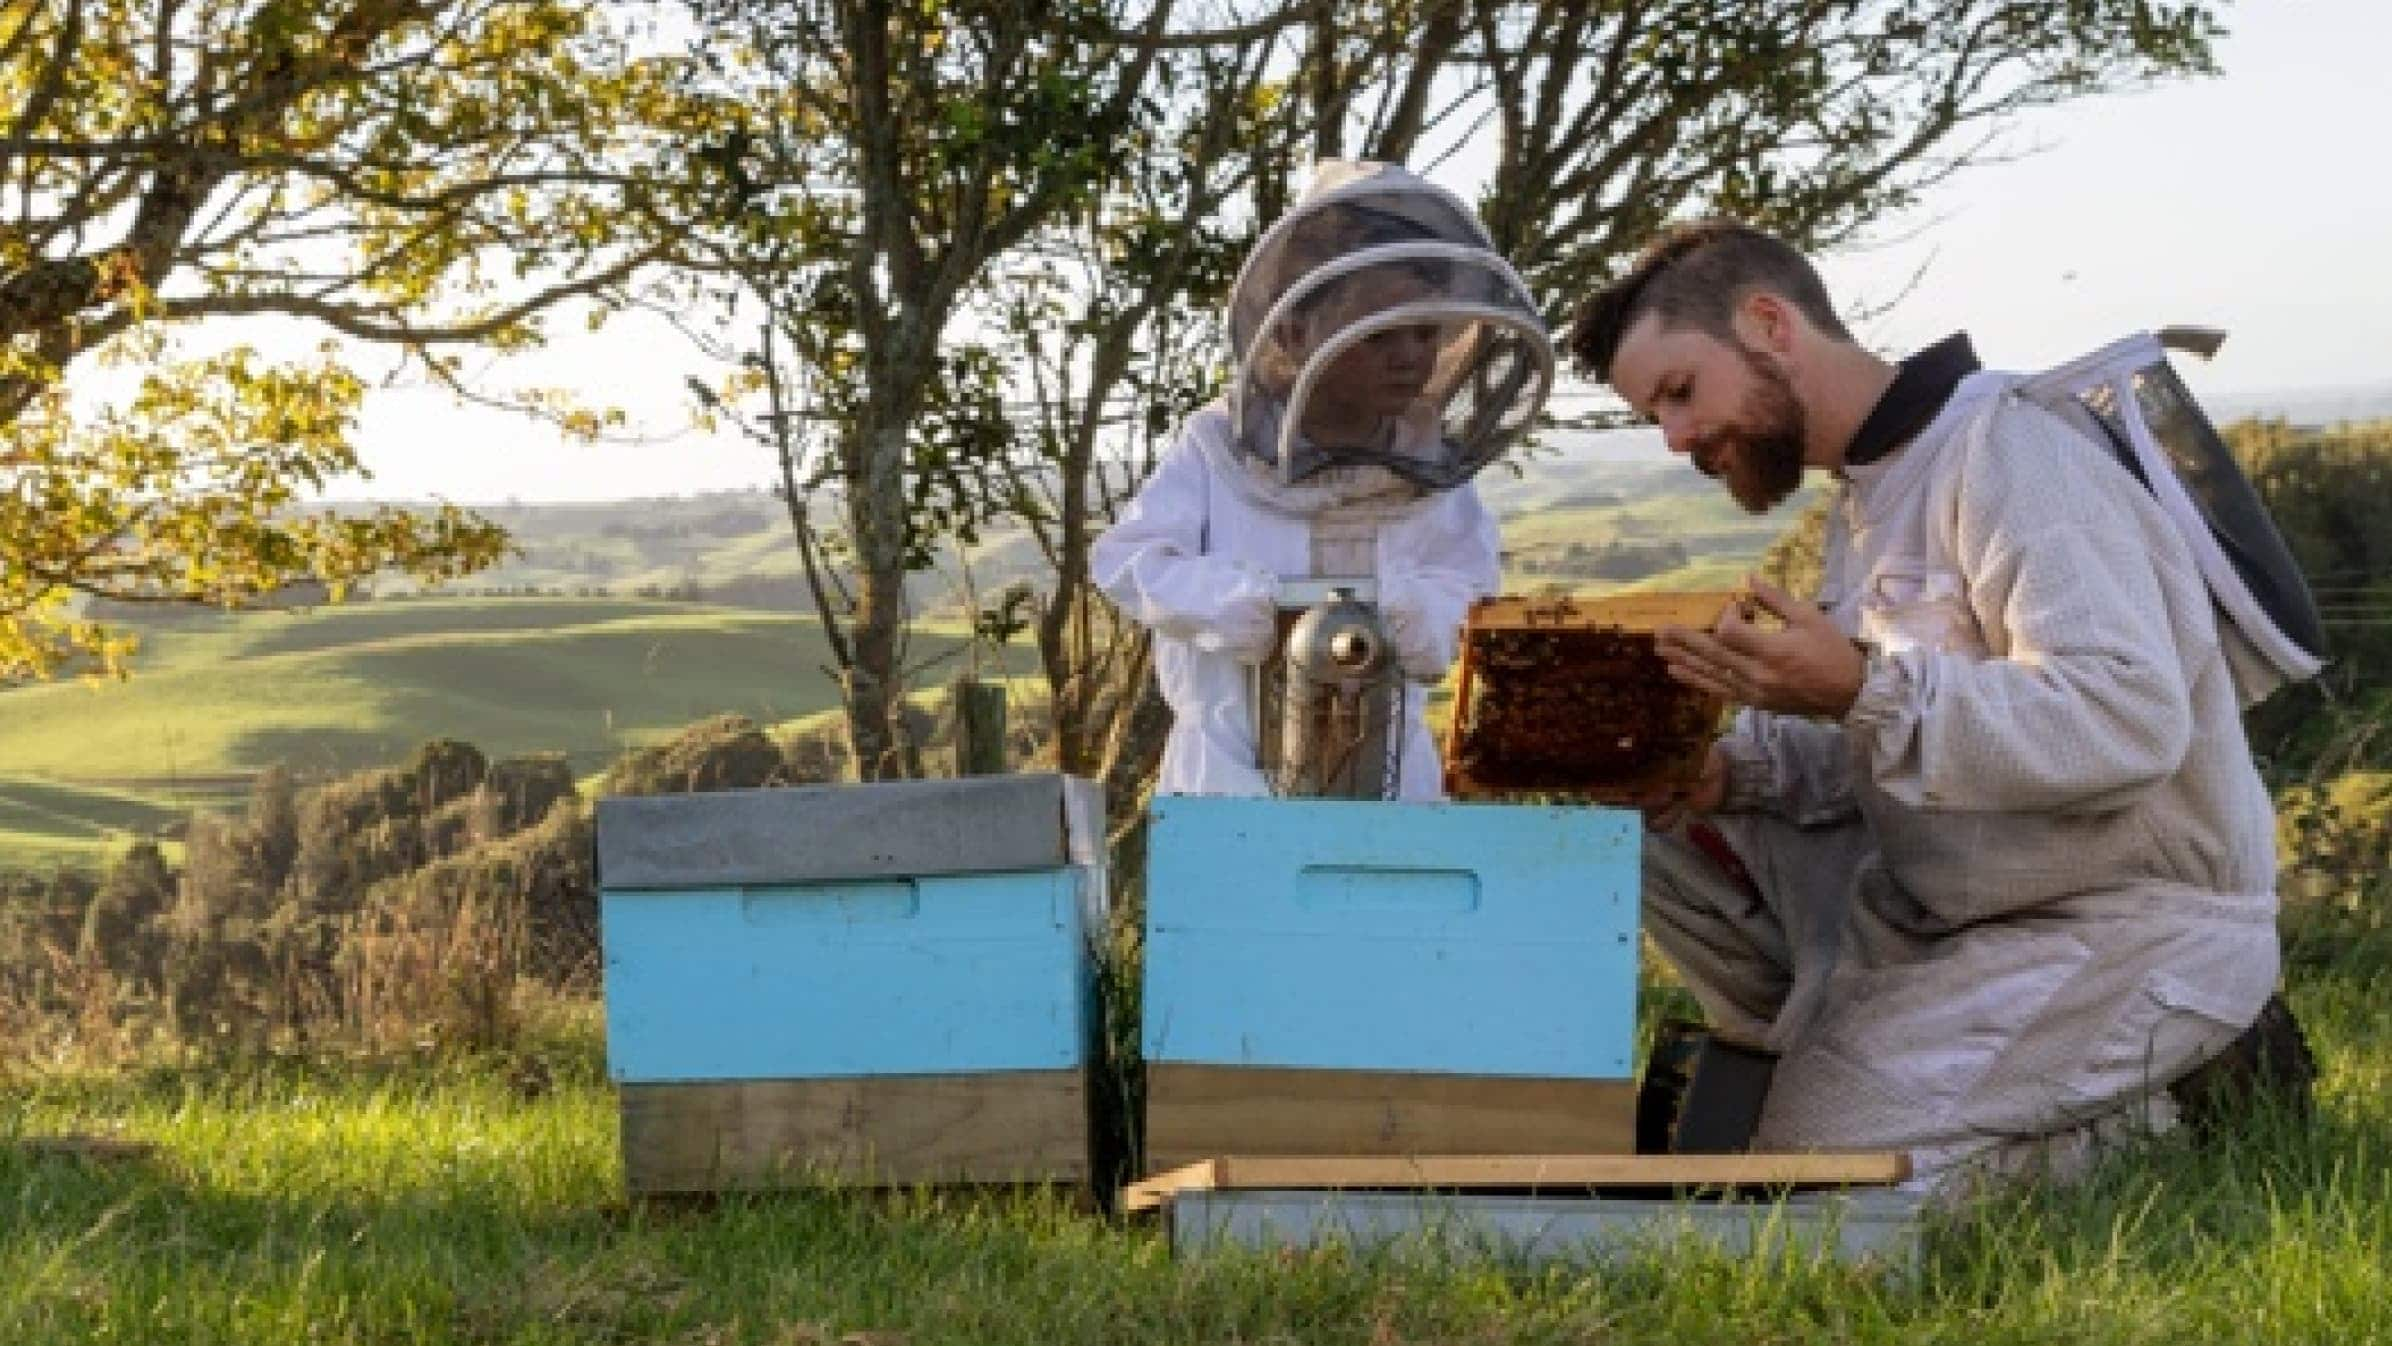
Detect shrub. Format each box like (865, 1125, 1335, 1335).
(2279, 769, 2392, 909)
(78, 840, 174, 983)
(344, 800, 597, 1048)
(485, 753, 578, 830)
(601, 714, 786, 796)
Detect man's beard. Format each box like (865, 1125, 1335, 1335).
(1690, 348, 1807, 514)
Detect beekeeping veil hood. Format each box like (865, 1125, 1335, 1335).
(1227, 160, 1554, 492)
(2018, 328, 2328, 706)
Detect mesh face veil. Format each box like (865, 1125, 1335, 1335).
(1227, 160, 1554, 491)
(2017, 329, 2327, 706)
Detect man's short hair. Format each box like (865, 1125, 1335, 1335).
(1565, 219, 1852, 384)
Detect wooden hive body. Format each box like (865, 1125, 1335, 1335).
(597, 776, 1106, 1193)
(1140, 795, 1640, 1171)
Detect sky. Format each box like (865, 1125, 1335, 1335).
(325, 0, 2392, 503)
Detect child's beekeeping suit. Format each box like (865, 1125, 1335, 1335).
(1093, 160, 1553, 798)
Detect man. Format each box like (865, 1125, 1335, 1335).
(1566, 219, 2313, 1191)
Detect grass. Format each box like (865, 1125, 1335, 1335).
(2, 904, 2386, 1346)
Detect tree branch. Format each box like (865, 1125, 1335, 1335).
(177, 256, 649, 342)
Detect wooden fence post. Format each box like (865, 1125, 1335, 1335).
(950, 675, 1008, 777)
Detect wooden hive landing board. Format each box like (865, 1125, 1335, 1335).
(620, 1071, 1090, 1194)
(1142, 1065, 1634, 1175)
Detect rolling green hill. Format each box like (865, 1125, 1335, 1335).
(0, 776, 197, 871)
(1496, 474, 1817, 594)
(365, 448, 1770, 609)
(0, 598, 989, 869)
(3, 450, 1769, 871)
(0, 598, 980, 869)
(0, 597, 966, 782)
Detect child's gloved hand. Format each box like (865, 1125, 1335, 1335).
(1376, 567, 1458, 679)
(1190, 568, 1281, 664)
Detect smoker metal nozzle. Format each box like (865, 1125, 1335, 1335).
(2156, 326, 2228, 360)
(1328, 629, 1377, 669)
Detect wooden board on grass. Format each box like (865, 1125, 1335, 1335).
(1123, 1151, 1912, 1213)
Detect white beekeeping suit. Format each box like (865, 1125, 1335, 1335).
(1092, 160, 1552, 798)
(1646, 367, 2287, 1192)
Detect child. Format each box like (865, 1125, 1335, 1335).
(1092, 160, 1554, 798)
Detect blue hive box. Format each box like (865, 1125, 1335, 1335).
(1142, 795, 1640, 1169)
(597, 774, 1106, 1192)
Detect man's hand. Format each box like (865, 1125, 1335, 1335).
(1656, 576, 1867, 720)
(1632, 742, 1729, 832)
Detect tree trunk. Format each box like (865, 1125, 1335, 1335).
(842, 380, 922, 781)
(1098, 649, 1172, 834)
(1037, 595, 1091, 777)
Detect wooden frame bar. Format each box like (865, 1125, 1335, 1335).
(1123, 1151, 1911, 1213)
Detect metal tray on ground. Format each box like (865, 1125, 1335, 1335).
(1127, 1152, 1923, 1270)
(1166, 1186, 1926, 1270)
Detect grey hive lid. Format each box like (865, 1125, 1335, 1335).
(596, 773, 1104, 890)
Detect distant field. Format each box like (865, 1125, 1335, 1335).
(0, 777, 200, 871)
(1501, 483, 1808, 549)
(1496, 478, 1813, 595)
(0, 597, 986, 869)
(2, 597, 971, 779)
(0, 597, 971, 781)
(1620, 555, 1762, 594)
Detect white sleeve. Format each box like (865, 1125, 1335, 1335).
(1716, 709, 1860, 825)
(1090, 432, 1279, 657)
(1378, 482, 1503, 681)
(1846, 404, 2196, 814)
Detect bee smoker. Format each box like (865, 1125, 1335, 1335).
(1252, 579, 1405, 799)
